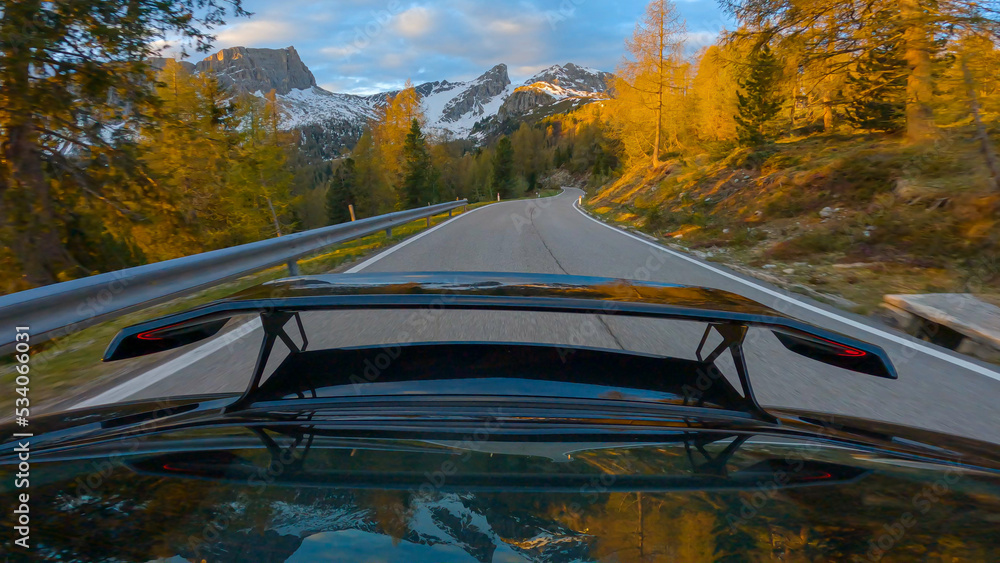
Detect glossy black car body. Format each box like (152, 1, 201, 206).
(2, 273, 999, 562)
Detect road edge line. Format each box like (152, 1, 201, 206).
(571, 199, 1000, 381)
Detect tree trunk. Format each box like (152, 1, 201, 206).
(822, 92, 835, 132)
(1, 2, 79, 285)
(652, 103, 662, 167)
(4, 123, 77, 285)
(652, 5, 664, 168)
(789, 80, 796, 136)
(263, 172, 283, 236)
(822, 17, 836, 132)
(961, 57, 1000, 191)
(901, 0, 936, 142)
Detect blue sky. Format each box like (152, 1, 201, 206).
(185, 0, 731, 94)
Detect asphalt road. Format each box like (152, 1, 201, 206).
(73, 188, 1000, 445)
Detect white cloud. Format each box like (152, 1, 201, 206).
(684, 30, 718, 49)
(512, 64, 551, 81)
(487, 19, 531, 35)
(148, 39, 178, 57)
(215, 20, 299, 47)
(392, 6, 436, 39)
(379, 52, 416, 70)
(320, 45, 359, 58)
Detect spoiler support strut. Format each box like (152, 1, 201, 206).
(227, 312, 308, 413)
(696, 323, 775, 422)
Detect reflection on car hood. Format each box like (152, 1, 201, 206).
(3, 411, 1000, 562)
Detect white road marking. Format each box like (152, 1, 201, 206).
(72, 317, 264, 409)
(70, 206, 489, 409)
(572, 199, 1000, 381)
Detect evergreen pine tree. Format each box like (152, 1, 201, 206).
(0, 0, 246, 286)
(845, 15, 907, 132)
(326, 158, 357, 224)
(734, 43, 785, 147)
(491, 137, 517, 198)
(399, 119, 434, 208)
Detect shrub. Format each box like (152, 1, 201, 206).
(826, 152, 901, 202)
(766, 230, 849, 260)
(730, 227, 768, 248)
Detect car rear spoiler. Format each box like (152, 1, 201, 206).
(103, 272, 897, 420)
(126, 428, 870, 492)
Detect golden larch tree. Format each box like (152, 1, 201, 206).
(691, 45, 742, 143)
(372, 79, 425, 181)
(607, 0, 687, 168)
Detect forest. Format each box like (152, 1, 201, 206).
(1, 0, 998, 296)
(0, 0, 610, 293)
(591, 0, 1000, 307)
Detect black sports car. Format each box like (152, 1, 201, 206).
(3, 273, 1000, 562)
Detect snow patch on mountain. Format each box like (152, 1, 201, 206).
(422, 82, 515, 138)
(516, 82, 603, 102)
(261, 86, 380, 131)
(524, 63, 612, 94)
(420, 64, 514, 139)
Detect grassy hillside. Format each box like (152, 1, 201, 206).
(588, 128, 1000, 311)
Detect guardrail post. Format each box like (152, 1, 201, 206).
(578, 196, 582, 205)
(348, 204, 356, 222)
(385, 227, 392, 238)
(448, 209, 452, 217)
(287, 260, 300, 276)
(426, 216, 431, 227)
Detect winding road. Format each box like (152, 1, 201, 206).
(72, 188, 1000, 445)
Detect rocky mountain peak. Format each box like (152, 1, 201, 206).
(438, 63, 512, 124)
(478, 63, 511, 88)
(495, 62, 612, 122)
(526, 63, 612, 93)
(194, 46, 316, 95)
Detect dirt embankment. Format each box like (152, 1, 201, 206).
(587, 132, 1000, 312)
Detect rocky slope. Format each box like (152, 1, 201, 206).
(168, 46, 611, 153)
(498, 63, 612, 118)
(195, 46, 317, 95)
(527, 63, 613, 94)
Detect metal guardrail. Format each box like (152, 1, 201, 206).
(0, 200, 468, 351)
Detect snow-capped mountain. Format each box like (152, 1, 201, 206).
(419, 63, 513, 139)
(496, 65, 612, 122)
(172, 46, 611, 153)
(525, 63, 613, 94)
